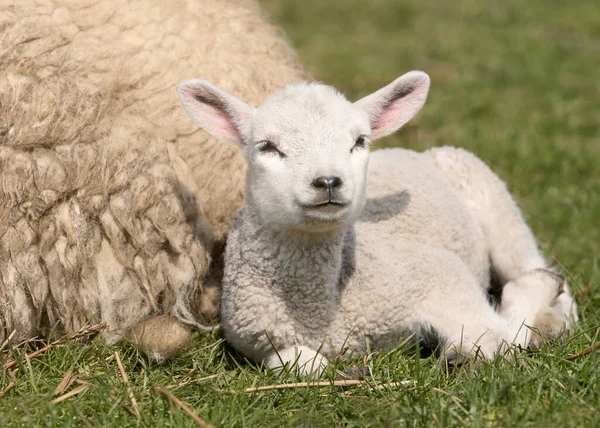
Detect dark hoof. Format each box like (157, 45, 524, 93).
(441, 354, 470, 372)
(337, 366, 370, 380)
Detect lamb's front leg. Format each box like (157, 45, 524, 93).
(264, 346, 328, 377)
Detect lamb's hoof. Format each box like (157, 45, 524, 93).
(439, 353, 471, 373)
(516, 269, 577, 348)
(501, 268, 564, 311)
(544, 270, 566, 294)
(529, 306, 566, 348)
(337, 366, 370, 380)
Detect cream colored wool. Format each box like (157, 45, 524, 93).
(127, 315, 196, 362)
(0, 0, 308, 350)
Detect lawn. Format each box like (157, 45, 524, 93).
(1, 0, 599, 426)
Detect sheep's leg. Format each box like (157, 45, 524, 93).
(417, 270, 563, 361)
(428, 147, 577, 336)
(415, 273, 515, 361)
(420, 304, 511, 362)
(498, 269, 568, 347)
(346, 242, 552, 361)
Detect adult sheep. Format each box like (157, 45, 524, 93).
(178, 72, 578, 374)
(0, 0, 307, 360)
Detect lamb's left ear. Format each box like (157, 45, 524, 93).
(354, 71, 430, 141)
(177, 79, 253, 147)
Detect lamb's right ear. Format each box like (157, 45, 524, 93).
(177, 79, 253, 147)
(354, 71, 430, 141)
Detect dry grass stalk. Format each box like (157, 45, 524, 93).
(54, 370, 75, 396)
(222, 379, 414, 395)
(0, 331, 16, 354)
(77, 415, 95, 425)
(75, 378, 96, 388)
(172, 367, 197, 382)
(338, 380, 413, 396)
(114, 351, 141, 420)
(51, 385, 89, 404)
(3, 323, 105, 370)
(155, 386, 215, 428)
(109, 392, 140, 419)
(565, 340, 600, 361)
(221, 379, 368, 394)
(553, 379, 567, 390)
(432, 387, 464, 404)
(0, 369, 17, 398)
(167, 373, 219, 389)
(51, 372, 97, 404)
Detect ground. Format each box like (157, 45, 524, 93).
(1, 0, 599, 426)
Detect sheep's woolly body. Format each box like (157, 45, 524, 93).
(0, 133, 212, 343)
(0, 0, 308, 345)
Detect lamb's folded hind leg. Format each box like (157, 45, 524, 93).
(418, 262, 563, 363)
(428, 147, 577, 338)
(415, 268, 515, 363)
(499, 269, 566, 347)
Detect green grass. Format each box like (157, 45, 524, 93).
(2, 0, 599, 426)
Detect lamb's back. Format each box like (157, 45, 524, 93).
(359, 148, 490, 286)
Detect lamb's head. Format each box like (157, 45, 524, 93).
(177, 71, 430, 233)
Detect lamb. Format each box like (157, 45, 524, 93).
(177, 70, 578, 374)
(0, 0, 307, 360)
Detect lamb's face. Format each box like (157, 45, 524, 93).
(246, 84, 371, 232)
(177, 71, 430, 233)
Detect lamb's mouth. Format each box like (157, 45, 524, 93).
(301, 201, 349, 216)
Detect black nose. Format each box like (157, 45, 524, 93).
(312, 176, 342, 189)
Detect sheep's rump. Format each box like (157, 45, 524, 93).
(0, 0, 308, 343)
(0, 73, 215, 343)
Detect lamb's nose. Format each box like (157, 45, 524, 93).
(312, 176, 342, 189)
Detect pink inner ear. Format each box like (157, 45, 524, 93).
(178, 83, 244, 144)
(196, 102, 240, 141)
(372, 102, 405, 132)
(369, 80, 428, 139)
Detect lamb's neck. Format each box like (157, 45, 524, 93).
(237, 208, 348, 300)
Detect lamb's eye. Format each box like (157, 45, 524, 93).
(351, 135, 367, 153)
(257, 140, 285, 158)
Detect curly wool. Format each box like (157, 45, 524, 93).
(0, 91, 214, 342)
(0, 0, 308, 345)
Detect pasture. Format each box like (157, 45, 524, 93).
(1, 0, 598, 426)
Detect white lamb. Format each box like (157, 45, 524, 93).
(178, 71, 578, 375)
